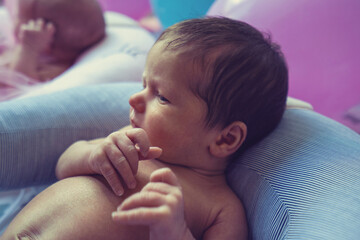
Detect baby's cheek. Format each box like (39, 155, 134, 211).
(146, 122, 169, 146)
(145, 117, 173, 143)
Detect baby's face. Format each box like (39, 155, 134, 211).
(129, 41, 217, 167)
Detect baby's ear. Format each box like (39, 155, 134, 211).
(209, 121, 247, 158)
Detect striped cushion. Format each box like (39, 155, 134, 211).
(0, 83, 141, 188)
(227, 109, 360, 239)
(1, 83, 360, 238)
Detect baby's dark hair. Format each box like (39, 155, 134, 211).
(156, 17, 288, 154)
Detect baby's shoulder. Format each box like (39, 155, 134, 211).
(185, 178, 245, 220)
(219, 189, 246, 220)
(213, 185, 246, 216)
(199, 186, 248, 239)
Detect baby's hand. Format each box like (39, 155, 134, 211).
(17, 18, 55, 54)
(88, 128, 162, 196)
(113, 168, 191, 240)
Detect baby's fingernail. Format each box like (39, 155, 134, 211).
(116, 189, 124, 196)
(135, 144, 147, 157)
(112, 212, 119, 218)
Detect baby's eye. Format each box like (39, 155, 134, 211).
(157, 94, 170, 103)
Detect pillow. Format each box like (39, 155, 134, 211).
(0, 83, 141, 188)
(227, 109, 360, 239)
(344, 104, 360, 134)
(1, 82, 360, 238)
(286, 97, 313, 110)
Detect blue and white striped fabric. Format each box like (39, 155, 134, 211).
(0, 83, 141, 188)
(1, 83, 360, 238)
(227, 109, 360, 239)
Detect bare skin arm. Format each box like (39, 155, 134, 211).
(1, 176, 148, 240)
(56, 125, 162, 196)
(56, 126, 134, 179)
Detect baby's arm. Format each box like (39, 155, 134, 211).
(112, 168, 196, 240)
(56, 125, 162, 196)
(10, 18, 55, 80)
(1, 176, 147, 240)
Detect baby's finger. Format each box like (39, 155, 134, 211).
(118, 191, 165, 211)
(150, 168, 181, 187)
(112, 207, 167, 225)
(46, 22, 56, 35)
(98, 160, 124, 196)
(140, 146, 162, 160)
(125, 128, 151, 157)
(35, 18, 44, 30)
(27, 19, 35, 29)
(20, 22, 29, 32)
(114, 192, 167, 224)
(111, 156, 137, 190)
(104, 142, 137, 190)
(141, 182, 177, 195)
(112, 133, 139, 174)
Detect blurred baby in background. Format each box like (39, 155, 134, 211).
(0, 0, 105, 100)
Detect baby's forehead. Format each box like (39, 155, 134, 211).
(172, 50, 211, 92)
(147, 40, 209, 90)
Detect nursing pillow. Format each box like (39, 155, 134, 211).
(1, 82, 359, 239)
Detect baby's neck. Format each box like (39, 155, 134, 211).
(152, 159, 228, 185)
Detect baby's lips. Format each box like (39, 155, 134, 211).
(130, 118, 138, 128)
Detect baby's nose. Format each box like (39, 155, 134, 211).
(129, 92, 145, 113)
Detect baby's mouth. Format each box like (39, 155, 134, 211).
(129, 110, 139, 128)
(130, 119, 139, 128)
(129, 108, 142, 128)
